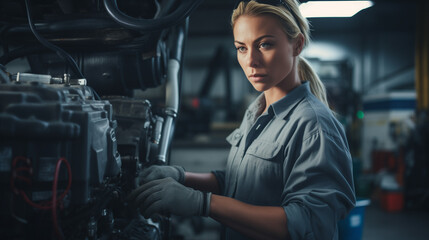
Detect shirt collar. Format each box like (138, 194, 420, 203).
(271, 81, 310, 118)
(246, 81, 311, 121)
(245, 94, 266, 122)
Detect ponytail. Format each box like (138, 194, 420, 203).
(298, 56, 329, 107)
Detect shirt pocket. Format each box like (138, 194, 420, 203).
(246, 139, 282, 162)
(245, 139, 283, 197)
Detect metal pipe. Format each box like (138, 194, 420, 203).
(156, 18, 188, 163)
(157, 59, 180, 162)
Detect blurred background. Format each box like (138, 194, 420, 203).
(162, 0, 429, 239)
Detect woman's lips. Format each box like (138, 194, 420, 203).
(248, 74, 267, 82)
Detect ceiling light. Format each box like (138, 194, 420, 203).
(299, 1, 374, 18)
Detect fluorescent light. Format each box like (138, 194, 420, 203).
(299, 1, 374, 18)
(302, 42, 347, 61)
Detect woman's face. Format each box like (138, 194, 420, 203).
(233, 14, 300, 93)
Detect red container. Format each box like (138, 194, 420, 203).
(380, 190, 404, 212)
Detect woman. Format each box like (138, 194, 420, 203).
(128, 1, 356, 239)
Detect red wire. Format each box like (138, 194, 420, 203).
(10, 156, 73, 210)
(14, 175, 32, 184)
(10, 156, 32, 195)
(52, 157, 72, 240)
(53, 157, 72, 202)
(19, 192, 52, 210)
(10, 156, 72, 239)
(12, 156, 30, 168)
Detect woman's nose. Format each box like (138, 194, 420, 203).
(247, 48, 260, 67)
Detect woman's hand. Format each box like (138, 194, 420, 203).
(138, 165, 185, 184)
(127, 177, 211, 218)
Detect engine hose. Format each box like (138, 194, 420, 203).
(24, 0, 85, 79)
(103, 0, 204, 32)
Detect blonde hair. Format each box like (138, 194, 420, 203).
(231, 0, 329, 106)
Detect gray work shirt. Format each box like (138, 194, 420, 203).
(213, 82, 356, 240)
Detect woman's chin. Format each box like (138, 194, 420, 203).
(250, 83, 270, 92)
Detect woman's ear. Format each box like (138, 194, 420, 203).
(293, 33, 305, 56)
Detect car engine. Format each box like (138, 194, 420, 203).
(0, 0, 203, 239)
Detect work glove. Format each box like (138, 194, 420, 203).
(128, 177, 211, 218)
(139, 165, 185, 184)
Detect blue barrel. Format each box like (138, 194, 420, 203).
(338, 199, 371, 240)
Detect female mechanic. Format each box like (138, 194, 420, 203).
(128, 1, 356, 239)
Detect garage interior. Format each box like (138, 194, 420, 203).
(0, 0, 428, 239)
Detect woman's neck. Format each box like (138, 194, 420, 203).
(263, 79, 301, 113)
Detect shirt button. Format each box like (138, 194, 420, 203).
(235, 133, 241, 139)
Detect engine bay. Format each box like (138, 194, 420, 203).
(0, 0, 204, 239)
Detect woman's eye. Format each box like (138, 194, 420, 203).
(260, 42, 272, 49)
(236, 46, 246, 52)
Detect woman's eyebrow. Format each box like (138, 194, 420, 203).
(234, 35, 276, 45)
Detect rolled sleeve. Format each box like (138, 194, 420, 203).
(211, 170, 226, 195)
(282, 130, 356, 240)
